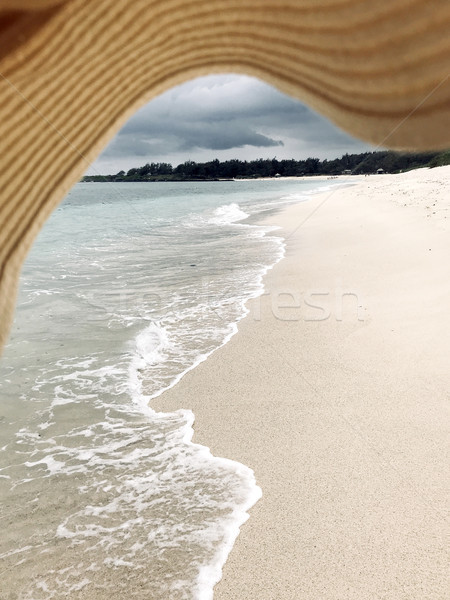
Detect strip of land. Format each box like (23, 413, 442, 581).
(151, 166, 450, 599)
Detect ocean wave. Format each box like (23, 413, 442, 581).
(0, 179, 333, 599)
(208, 203, 250, 226)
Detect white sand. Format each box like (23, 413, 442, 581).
(152, 166, 450, 599)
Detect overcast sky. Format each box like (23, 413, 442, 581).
(89, 75, 375, 174)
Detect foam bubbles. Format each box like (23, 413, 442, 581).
(209, 203, 250, 225)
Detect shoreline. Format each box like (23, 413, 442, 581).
(151, 166, 450, 599)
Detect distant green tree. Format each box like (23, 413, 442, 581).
(82, 149, 445, 183)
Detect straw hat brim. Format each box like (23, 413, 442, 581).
(0, 0, 449, 348)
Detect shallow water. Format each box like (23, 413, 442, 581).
(0, 179, 338, 599)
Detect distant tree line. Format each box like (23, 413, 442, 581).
(82, 150, 450, 182)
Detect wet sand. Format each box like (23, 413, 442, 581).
(152, 166, 450, 599)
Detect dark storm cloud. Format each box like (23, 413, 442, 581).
(103, 77, 287, 158)
(92, 75, 374, 173)
(107, 121, 283, 156)
(177, 122, 283, 150)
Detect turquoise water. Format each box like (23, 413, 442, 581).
(0, 179, 336, 599)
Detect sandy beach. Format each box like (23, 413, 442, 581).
(152, 166, 450, 599)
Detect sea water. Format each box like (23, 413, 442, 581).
(0, 179, 339, 599)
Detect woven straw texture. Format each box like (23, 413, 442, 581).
(0, 0, 449, 348)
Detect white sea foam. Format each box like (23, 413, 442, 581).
(116, 201, 286, 598)
(280, 192, 310, 202)
(209, 203, 250, 225)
